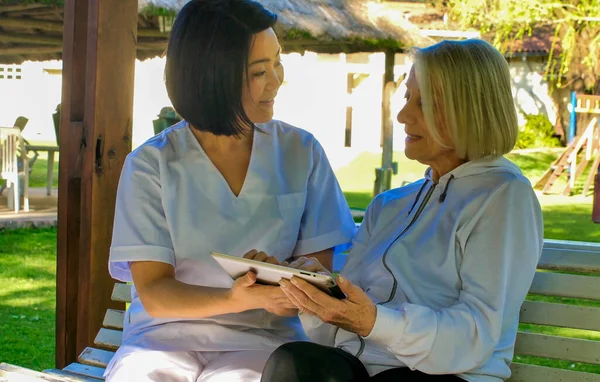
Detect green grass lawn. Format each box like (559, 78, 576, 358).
(0, 154, 59, 191)
(0, 229, 57, 370)
(2, 148, 600, 373)
(29, 157, 59, 189)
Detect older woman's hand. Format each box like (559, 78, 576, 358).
(279, 275, 377, 337)
(283, 257, 331, 276)
(243, 249, 280, 264)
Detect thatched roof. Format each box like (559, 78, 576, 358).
(0, 0, 431, 64)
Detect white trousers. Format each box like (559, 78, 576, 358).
(105, 350, 272, 382)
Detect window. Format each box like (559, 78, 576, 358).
(0, 65, 23, 80)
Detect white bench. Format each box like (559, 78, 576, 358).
(2, 239, 600, 381)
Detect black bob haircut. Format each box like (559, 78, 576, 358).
(165, 0, 277, 136)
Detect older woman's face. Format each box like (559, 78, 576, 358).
(242, 28, 284, 124)
(397, 66, 457, 174)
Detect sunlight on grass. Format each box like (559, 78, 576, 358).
(520, 323, 600, 341)
(527, 294, 600, 308)
(0, 228, 57, 371)
(335, 151, 427, 192)
(514, 355, 600, 374)
(29, 158, 59, 189)
(538, 195, 599, 242)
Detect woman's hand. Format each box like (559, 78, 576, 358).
(231, 271, 298, 317)
(284, 256, 331, 276)
(279, 275, 376, 337)
(243, 249, 280, 265)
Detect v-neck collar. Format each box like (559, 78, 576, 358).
(185, 122, 257, 200)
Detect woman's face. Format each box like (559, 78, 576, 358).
(242, 28, 284, 124)
(397, 66, 461, 178)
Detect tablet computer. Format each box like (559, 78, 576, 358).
(210, 252, 345, 299)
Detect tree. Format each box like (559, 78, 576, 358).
(448, 0, 600, 95)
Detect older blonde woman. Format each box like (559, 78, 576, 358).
(261, 40, 543, 382)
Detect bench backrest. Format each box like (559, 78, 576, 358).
(510, 241, 600, 381)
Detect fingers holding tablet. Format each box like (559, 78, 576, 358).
(243, 249, 280, 265)
(286, 257, 330, 276)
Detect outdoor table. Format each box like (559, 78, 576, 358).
(26, 144, 59, 196)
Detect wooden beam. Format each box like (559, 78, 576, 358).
(56, 0, 135, 368)
(138, 28, 169, 38)
(584, 154, 600, 196)
(0, 46, 62, 56)
(0, 17, 63, 32)
(138, 15, 151, 28)
(137, 40, 168, 50)
(419, 29, 481, 39)
(352, 73, 370, 90)
(8, 9, 64, 18)
(0, 18, 169, 37)
(0, 4, 48, 13)
(0, 33, 62, 45)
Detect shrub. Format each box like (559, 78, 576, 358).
(515, 113, 562, 149)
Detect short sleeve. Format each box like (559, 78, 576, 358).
(292, 140, 356, 257)
(108, 150, 175, 282)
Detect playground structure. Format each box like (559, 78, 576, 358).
(534, 94, 600, 200)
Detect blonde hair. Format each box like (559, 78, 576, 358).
(411, 39, 518, 160)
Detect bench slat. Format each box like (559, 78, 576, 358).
(103, 309, 124, 330)
(111, 283, 131, 304)
(509, 363, 600, 382)
(94, 328, 122, 351)
(515, 332, 600, 365)
(78, 347, 115, 369)
(0, 363, 70, 381)
(529, 272, 600, 301)
(520, 301, 600, 332)
(44, 368, 102, 381)
(63, 363, 105, 380)
(543, 239, 600, 253)
(538, 248, 600, 274)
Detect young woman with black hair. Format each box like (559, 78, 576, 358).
(104, 1, 355, 380)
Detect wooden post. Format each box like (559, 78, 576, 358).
(56, 0, 136, 368)
(374, 50, 396, 196)
(345, 73, 369, 148)
(345, 73, 354, 148)
(381, 49, 395, 169)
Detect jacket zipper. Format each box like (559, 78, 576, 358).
(381, 182, 436, 304)
(355, 182, 436, 358)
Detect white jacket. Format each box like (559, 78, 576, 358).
(301, 156, 543, 381)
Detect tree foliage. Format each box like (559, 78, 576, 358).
(448, 0, 600, 94)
